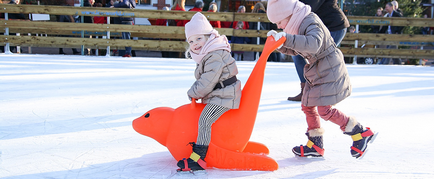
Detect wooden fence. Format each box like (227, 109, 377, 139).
(1, 4, 434, 60)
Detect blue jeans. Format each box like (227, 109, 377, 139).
(292, 28, 347, 83)
(378, 58, 390, 64)
(378, 45, 401, 65)
(121, 21, 133, 55)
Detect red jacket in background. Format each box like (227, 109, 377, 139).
(93, 16, 107, 24)
(172, 5, 187, 26)
(221, 21, 232, 28)
(186, 7, 202, 24)
(208, 10, 221, 28)
(155, 19, 167, 26)
(189, 7, 202, 12)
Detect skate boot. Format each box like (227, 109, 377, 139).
(177, 142, 208, 171)
(287, 83, 305, 101)
(292, 128, 325, 157)
(344, 117, 377, 159)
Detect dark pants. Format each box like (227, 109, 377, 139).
(121, 21, 133, 55)
(379, 45, 401, 65)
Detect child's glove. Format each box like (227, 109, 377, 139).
(267, 30, 285, 49)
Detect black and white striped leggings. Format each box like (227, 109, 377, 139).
(196, 103, 230, 146)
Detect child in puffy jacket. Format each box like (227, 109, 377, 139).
(266, 0, 377, 159)
(177, 12, 242, 171)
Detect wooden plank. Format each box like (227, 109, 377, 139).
(0, 20, 272, 38)
(347, 16, 434, 27)
(0, 20, 184, 34)
(4, 35, 434, 58)
(0, 35, 270, 52)
(0, 35, 188, 51)
(8, 19, 434, 43)
(3, 28, 122, 37)
(340, 47, 434, 59)
(341, 40, 434, 46)
(233, 13, 269, 23)
(234, 29, 269, 38)
(232, 43, 264, 52)
(1, 20, 188, 38)
(344, 33, 434, 42)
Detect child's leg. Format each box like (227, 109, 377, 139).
(317, 105, 349, 132)
(197, 103, 230, 146)
(294, 104, 325, 157)
(177, 103, 230, 171)
(301, 104, 321, 131)
(318, 105, 376, 158)
(234, 53, 240, 61)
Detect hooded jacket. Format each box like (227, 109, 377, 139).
(277, 13, 351, 107)
(187, 50, 241, 109)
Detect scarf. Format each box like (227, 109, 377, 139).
(283, 1, 311, 35)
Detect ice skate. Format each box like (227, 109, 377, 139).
(177, 142, 208, 172)
(292, 128, 325, 157)
(344, 117, 378, 159)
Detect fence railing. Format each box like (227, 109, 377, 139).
(1, 4, 434, 60)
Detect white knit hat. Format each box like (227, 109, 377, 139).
(185, 12, 214, 40)
(267, 0, 294, 23)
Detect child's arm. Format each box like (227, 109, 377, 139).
(187, 56, 225, 99)
(270, 22, 325, 58)
(284, 24, 324, 55)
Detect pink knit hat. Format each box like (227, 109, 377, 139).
(267, 0, 311, 35)
(185, 12, 214, 40)
(267, 0, 294, 23)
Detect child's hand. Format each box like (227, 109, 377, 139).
(267, 30, 285, 49)
(267, 30, 276, 36)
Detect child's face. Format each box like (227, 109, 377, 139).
(188, 34, 208, 54)
(237, 22, 243, 29)
(376, 9, 382, 16)
(276, 17, 290, 30)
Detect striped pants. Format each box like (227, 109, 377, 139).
(196, 103, 230, 146)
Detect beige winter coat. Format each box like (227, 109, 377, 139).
(187, 49, 242, 109)
(277, 13, 351, 107)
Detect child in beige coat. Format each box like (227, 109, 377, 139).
(177, 12, 242, 171)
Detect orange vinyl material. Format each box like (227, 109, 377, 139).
(132, 36, 285, 171)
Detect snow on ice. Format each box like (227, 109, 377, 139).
(1, 54, 434, 178)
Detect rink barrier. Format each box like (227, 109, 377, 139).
(1, 4, 434, 60)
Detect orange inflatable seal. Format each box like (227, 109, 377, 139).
(133, 36, 285, 171)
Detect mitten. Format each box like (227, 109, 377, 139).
(267, 30, 285, 49)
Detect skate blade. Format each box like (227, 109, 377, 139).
(369, 132, 379, 144)
(168, 170, 208, 179)
(294, 155, 325, 160)
(357, 149, 369, 160)
(357, 132, 379, 160)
